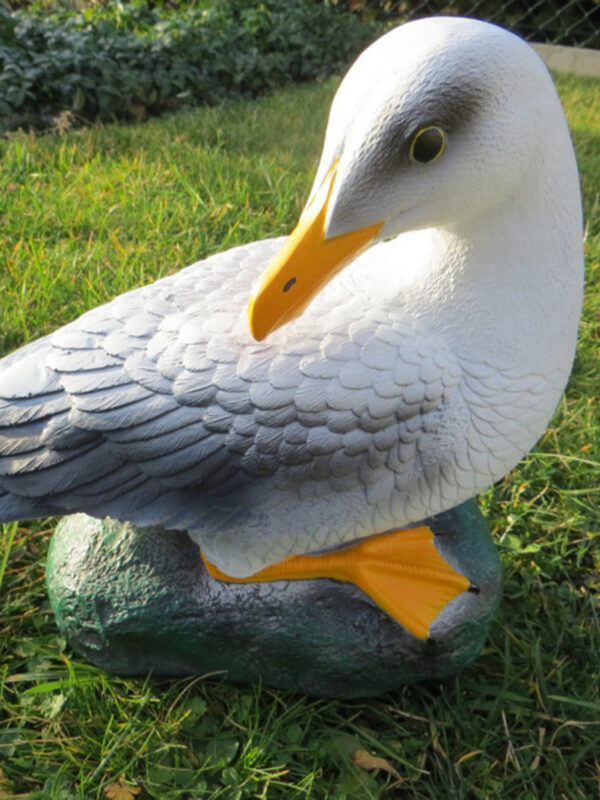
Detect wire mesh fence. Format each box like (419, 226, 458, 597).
(338, 1, 600, 49)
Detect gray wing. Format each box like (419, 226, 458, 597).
(0, 237, 464, 554)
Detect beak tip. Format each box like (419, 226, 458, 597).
(247, 297, 268, 342)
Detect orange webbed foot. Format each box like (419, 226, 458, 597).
(202, 526, 470, 640)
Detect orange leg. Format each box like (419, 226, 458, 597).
(202, 527, 473, 641)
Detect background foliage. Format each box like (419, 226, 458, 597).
(3, 0, 599, 133)
(0, 0, 374, 130)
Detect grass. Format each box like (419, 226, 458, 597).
(0, 71, 599, 799)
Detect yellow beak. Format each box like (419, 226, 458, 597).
(247, 161, 384, 341)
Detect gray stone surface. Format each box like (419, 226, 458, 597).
(47, 500, 502, 698)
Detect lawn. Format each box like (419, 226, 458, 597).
(0, 71, 599, 799)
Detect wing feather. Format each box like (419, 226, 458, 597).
(0, 238, 466, 564)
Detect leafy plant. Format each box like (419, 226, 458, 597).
(0, 0, 376, 130)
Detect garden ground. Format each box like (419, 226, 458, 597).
(0, 72, 599, 799)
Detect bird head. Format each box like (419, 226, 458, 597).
(248, 17, 563, 341)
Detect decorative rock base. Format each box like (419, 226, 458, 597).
(46, 500, 501, 698)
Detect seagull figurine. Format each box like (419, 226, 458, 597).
(0, 17, 583, 642)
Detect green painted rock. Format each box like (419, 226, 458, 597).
(46, 500, 501, 698)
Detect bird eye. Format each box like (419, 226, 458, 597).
(409, 126, 446, 164)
